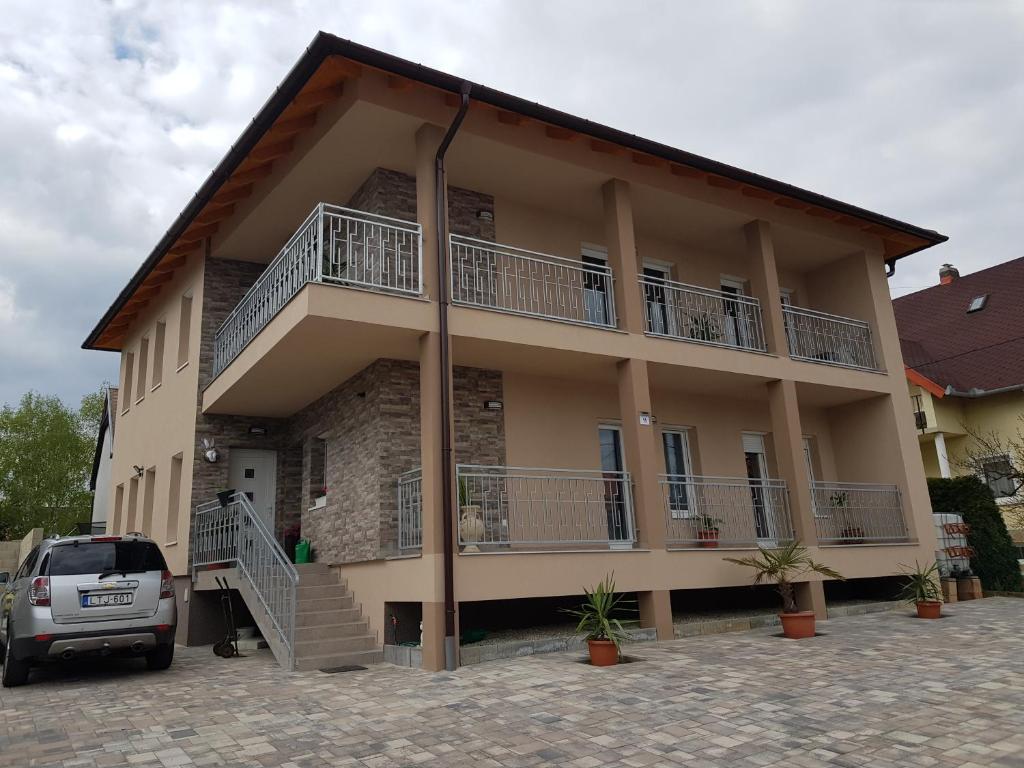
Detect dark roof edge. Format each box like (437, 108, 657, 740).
(83, 31, 948, 350)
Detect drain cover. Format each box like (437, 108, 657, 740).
(319, 665, 368, 674)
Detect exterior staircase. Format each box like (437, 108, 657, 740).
(242, 562, 383, 671)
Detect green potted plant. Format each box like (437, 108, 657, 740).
(898, 561, 943, 619)
(829, 491, 865, 544)
(694, 514, 723, 548)
(725, 541, 843, 639)
(457, 477, 484, 552)
(563, 573, 637, 666)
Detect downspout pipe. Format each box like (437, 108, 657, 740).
(884, 258, 896, 278)
(435, 80, 472, 672)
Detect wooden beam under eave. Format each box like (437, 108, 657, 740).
(740, 186, 775, 200)
(180, 222, 219, 242)
(168, 241, 202, 257)
(131, 285, 162, 302)
(387, 75, 412, 91)
(631, 152, 664, 168)
(670, 164, 703, 179)
(317, 56, 362, 84)
(195, 204, 235, 226)
(142, 271, 173, 288)
(805, 207, 839, 219)
(153, 254, 187, 273)
(211, 184, 255, 206)
(497, 110, 525, 126)
(290, 84, 345, 113)
(590, 138, 625, 156)
(773, 197, 807, 210)
(223, 164, 274, 189)
(249, 138, 294, 164)
(443, 92, 461, 108)
(544, 125, 576, 141)
(267, 113, 317, 139)
(707, 175, 740, 190)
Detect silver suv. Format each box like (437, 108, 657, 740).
(0, 533, 177, 687)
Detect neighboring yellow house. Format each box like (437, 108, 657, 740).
(895, 260, 1024, 547)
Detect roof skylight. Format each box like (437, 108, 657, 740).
(967, 295, 989, 313)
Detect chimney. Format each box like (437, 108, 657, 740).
(939, 263, 959, 285)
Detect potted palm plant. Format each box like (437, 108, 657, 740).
(695, 514, 723, 548)
(725, 541, 842, 639)
(563, 573, 636, 666)
(898, 561, 943, 619)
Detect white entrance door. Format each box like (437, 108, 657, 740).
(742, 433, 776, 544)
(229, 449, 277, 530)
(721, 277, 750, 349)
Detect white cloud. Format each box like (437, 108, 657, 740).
(0, 0, 1022, 406)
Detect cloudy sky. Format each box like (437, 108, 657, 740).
(1, 0, 1022, 409)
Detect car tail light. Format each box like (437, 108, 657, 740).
(160, 570, 175, 600)
(91, 536, 122, 542)
(29, 576, 50, 606)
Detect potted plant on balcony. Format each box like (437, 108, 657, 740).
(457, 477, 484, 553)
(725, 541, 843, 639)
(694, 515, 723, 548)
(563, 573, 636, 666)
(898, 561, 943, 619)
(829, 491, 865, 544)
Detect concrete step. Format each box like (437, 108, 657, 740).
(297, 584, 351, 600)
(295, 635, 377, 657)
(297, 595, 355, 612)
(295, 607, 363, 627)
(295, 621, 370, 640)
(294, 562, 331, 575)
(296, 649, 384, 672)
(295, 571, 341, 587)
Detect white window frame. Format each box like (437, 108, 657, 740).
(661, 427, 695, 519)
(980, 454, 1017, 499)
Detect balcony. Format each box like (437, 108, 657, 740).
(782, 305, 878, 371)
(453, 464, 635, 549)
(661, 475, 794, 549)
(449, 235, 617, 329)
(397, 469, 423, 551)
(214, 204, 423, 377)
(640, 275, 767, 352)
(811, 482, 909, 544)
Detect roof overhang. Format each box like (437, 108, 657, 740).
(83, 31, 949, 352)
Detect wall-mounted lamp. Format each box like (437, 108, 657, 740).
(202, 438, 219, 463)
(477, 210, 494, 222)
(132, 465, 144, 478)
(248, 425, 267, 436)
(484, 400, 503, 411)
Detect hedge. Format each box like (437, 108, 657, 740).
(928, 476, 1023, 592)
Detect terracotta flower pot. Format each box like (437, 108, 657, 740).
(696, 530, 720, 549)
(916, 600, 942, 619)
(779, 611, 816, 639)
(587, 639, 619, 666)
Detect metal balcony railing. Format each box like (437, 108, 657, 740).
(660, 475, 794, 548)
(455, 465, 635, 548)
(811, 481, 908, 543)
(449, 235, 617, 328)
(397, 468, 422, 550)
(213, 204, 422, 376)
(191, 492, 298, 669)
(640, 275, 767, 352)
(782, 305, 879, 371)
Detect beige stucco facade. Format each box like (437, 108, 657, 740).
(93, 57, 941, 669)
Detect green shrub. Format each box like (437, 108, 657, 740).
(928, 476, 1023, 592)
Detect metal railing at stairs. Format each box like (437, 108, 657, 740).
(191, 492, 299, 670)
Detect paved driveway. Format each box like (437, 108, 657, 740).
(1, 598, 1022, 768)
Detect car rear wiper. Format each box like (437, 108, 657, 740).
(97, 569, 145, 579)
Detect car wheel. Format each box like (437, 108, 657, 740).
(145, 643, 174, 671)
(2, 622, 29, 687)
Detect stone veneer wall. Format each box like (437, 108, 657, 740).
(190, 167, 500, 562)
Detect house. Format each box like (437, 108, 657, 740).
(83, 33, 946, 671)
(88, 386, 118, 535)
(895, 259, 1024, 545)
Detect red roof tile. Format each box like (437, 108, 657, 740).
(894, 256, 1024, 394)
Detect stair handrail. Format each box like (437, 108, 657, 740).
(231, 492, 299, 671)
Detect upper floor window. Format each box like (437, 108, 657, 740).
(177, 291, 193, 370)
(136, 336, 149, 403)
(910, 394, 926, 430)
(982, 455, 1017, 499)
(152, 321, 166, 389)
(967, 295, 988, 313)
(121, 351, 135, 412)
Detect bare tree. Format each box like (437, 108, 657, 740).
(954, 417, 1024, 530)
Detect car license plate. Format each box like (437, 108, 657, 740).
(82, 592, 133, 607)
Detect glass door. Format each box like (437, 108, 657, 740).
(642, 264, 672, 335)
(599, 426, 630, 544)
(662, 430, 693, 518)
(721, 278, 750, 348)
(742, 433, 775, 543)
(582, 247, 610, 326)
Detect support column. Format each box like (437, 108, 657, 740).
(935, 432, 951, 479)
(744, 219, 787, 356)
(637, 590, 673, 640)
(416, 123, 445, 301)
(603, 178, 644, 334)
(616, 358, 665, 549)
(767, 379, 817, 544)
(795, 581, 827, 620)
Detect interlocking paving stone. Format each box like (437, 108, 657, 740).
(0, 599, 1023, 766)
